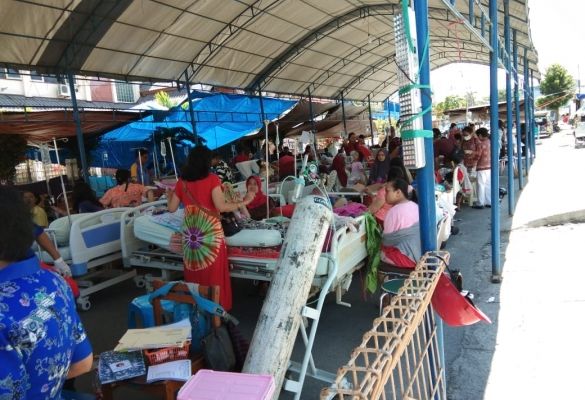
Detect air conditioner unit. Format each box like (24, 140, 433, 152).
(58, 83, 70, 97)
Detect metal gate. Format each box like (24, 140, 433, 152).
(321, 252, 447, 400)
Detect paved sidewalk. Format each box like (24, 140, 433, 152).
(446, 128, 585, 400)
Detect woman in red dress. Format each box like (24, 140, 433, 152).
(167, 146, 253, 311)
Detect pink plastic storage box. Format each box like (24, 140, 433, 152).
(177, 369, 275, 400)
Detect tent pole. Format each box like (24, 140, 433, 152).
(307, 88, 318, 163)
(184, 71, 198, 144)
(152, 135, 160, 179)
(166, 137, 178, 181)
(275, 122, 280, 161)
(52, 138, 71, 225)
(67, 72, 88, 181)
(504, 0, 515, 216)
(264, 119, 270, 219)
(368, 94, 375, 145)
(513, 29, 523, 189)
(258, 87, 270, 218)
(489, 0, 501, 281)
(340, 92, 348, 136)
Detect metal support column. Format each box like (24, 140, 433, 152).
(184, 71, 198, 144)
(307, 88, 316, 133)
(513, 30, 523, 189)
(504, 0, 515, 215)
(367, 95, 375, 144)
(414, 2, 443, 397)
(530, 69, 532, 164)
(67, 72, 88, 181)
(523, 49, 530, 173)
(489, 0, 501, 281)
(414, 0, 437, 252)
(468, 0, 474, 25)
(340, 92, 348, 135)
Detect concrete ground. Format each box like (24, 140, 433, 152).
(72, 126, 585, 399)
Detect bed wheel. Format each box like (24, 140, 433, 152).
(134, 275, 146, 288)
(77, 297, 91, 311)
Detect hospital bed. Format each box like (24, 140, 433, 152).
(39, 208, 137, 310)
(120, 200, 368, 306)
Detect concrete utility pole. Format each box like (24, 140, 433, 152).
(243, 195, 332, 399)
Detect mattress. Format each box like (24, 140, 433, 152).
(134, 215, 175, 250)
(134, 215, 284, 249)
(38, 247, 72, 264)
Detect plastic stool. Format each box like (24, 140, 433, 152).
(379, 278, 405, 316)
(127, 294, 174, 328)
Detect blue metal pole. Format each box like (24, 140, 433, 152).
(183, 71, 198, 144)
(513, 30, 523, 189)
(468, 0, 474, 25)
(504, 0, 515, 216)
(414, 2, 443, 397)
(67, 72, 88, 181)
(414, 0, 437, 253)
(530, 69, 532, 163)
(489, 0, 501, 281)
(523, 48, 530, 173)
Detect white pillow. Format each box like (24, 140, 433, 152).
(225, 229, 282, 248)
(47, 214, 87, 245)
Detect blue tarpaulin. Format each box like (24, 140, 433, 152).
(91, 91, 296, 169)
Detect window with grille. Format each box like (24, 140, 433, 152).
(14, 160, 66, 185)
(114, 81, 136, 103)
(1, 68, 21, 79)
(30, 71, 44, 82)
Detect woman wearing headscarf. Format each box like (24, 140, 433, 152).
(245, 175, 275, 220)
(368, 149, 391, 185)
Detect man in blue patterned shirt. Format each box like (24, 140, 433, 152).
(0, 187, 93, 399)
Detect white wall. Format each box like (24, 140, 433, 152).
(0, 70, 92, 101)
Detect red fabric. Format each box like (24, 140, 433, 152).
(233, 154, 250, 164)
(462, 136, 481, 169)
(476, 138, 491, 171)
(381, 247, 416, 269)
(40, 262, 80, 298)
(433, 137, 456, 158)
(272, 204, 295, 218)
(331, 154, 348, 187)
(246, 175, 268, 210)
(343, 141, 358, 155)
(175, 174, 232, 311)
(176, 175, 221, 212)
(278, 155, 295, 178)
(457, 168, 464, 182)
(357, 144, 372, 164)
(228, 246, 281, 259)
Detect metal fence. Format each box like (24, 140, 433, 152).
(321, 252, 447, 400)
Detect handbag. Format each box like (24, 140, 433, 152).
(220, 212, 242, 237)
(201, 325, 236, 372)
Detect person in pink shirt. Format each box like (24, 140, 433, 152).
(380, 178, 421, 269)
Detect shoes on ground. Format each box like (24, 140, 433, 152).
(450, 226, 460, 235)
(472, 204, 484, 209)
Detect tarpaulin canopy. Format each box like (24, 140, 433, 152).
(0, 1, 538, 103)
(91, 91, 296, 168)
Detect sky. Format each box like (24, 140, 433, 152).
(429, 0, 584, 102)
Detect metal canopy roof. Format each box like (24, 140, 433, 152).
(0, 0, 538, 102)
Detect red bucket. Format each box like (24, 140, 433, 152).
(431, 273, 491, 326)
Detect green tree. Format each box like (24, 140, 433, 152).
(0, 134, 27, 184)
(433, 95, 466, 117)
(154, 91, 177, 109)
(538, 64, 575, 115)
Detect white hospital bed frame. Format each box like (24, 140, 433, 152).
(44, 208, 138, 310)
(120, 201, 367, 307)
